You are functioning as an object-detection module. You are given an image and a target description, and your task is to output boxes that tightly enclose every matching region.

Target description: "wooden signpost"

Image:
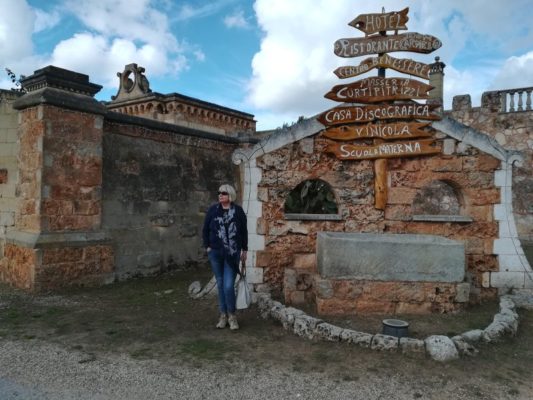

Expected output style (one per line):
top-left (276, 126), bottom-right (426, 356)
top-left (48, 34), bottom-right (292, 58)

top-left (326, 139), bottom-right (440, 160)
top-left (323, 122), bottom-right (431, 141)
top-left (325, 77), bottom-right (433, 103)
top-left (334, 33), bottom-right (442, 58)
top-left (334, 54), bottom-right (430, 80)
top-left (320, 7), bottom-right (442, 209)
top-left (349, 7), bottom-right (409, 35)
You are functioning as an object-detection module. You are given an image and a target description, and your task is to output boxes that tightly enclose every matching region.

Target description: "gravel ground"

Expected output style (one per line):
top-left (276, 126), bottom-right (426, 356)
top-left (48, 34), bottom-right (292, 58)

top-left (0, 338), bottom-right (531, 400)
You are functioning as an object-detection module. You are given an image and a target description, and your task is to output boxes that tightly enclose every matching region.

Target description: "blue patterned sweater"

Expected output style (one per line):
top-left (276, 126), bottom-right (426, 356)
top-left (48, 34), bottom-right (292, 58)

top-left (202, 203), bottom-right (248, 256)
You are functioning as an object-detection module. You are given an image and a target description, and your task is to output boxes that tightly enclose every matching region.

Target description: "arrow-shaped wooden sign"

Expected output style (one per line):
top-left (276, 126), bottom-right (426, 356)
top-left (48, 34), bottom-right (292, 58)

top-left (334, 54), bottom-right (430, 80)
top-left (323, 121), bottom-right (431, 141)
top-left (325, 77), bottom-right (433, 103)
top-left (326, 139), bottom-right (441, 160)
top-left (334, 32), bottom-right (442, 58)
top-left (317, 102), bottom-right (441, 126)
top-left (349, 7), bottom-right (409, 35)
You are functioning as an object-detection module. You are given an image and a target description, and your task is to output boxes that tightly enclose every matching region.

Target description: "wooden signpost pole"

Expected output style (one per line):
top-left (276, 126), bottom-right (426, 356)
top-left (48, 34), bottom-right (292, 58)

top-left (374, 27), bottom-right (388, 210)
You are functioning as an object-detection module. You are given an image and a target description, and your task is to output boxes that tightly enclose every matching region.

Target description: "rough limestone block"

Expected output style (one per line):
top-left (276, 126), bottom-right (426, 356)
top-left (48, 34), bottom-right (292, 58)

top-left (339, 329), bottom-right (373, 348)
top-left (314, 277), bottom-right (333, 299)
top-left (399, 337), bottom-right (426, 354)
top-left (452, 336), bottom-right (479, 357)
top-left (315, 322), bottom-right (343, 342)
top-left (280, 307), bottom-right (305, 330)
top-left (317, 232), bottom-right (465, 282)
top-left (460, 329), bottom-right (485, 343)
top-left (425, 335), bottom-right (459, 362)
top-left (483, 321), bottom-right (508, 342)
top-left (371, 334), bottom-right (399, 351)
top-left (500, 296), bottom-right (516, 311)
top-left (455, 282), bottom-right (470, 303)
top-left (493, 313), bottom-right (518, 335)
top-left (293, 315), bottom-right (322, 340)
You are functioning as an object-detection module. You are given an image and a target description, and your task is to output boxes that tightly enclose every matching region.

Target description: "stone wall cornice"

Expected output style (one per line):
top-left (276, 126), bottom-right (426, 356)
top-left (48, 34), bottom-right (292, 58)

top-left (105, 111), bottom-right (258, 145)
top-left (232, 116), bottom-right (324, 165)
top-left (12, 87), bottom-right (107, 115)
top-left (5, 230), bottom-right (111, 248)
top-left (433, 116), bottom-right (523, 164)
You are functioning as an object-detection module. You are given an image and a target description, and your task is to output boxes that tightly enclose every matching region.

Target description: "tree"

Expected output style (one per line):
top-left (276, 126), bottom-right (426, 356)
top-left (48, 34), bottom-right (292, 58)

top-left (4, 68), bottom-right (26, 93)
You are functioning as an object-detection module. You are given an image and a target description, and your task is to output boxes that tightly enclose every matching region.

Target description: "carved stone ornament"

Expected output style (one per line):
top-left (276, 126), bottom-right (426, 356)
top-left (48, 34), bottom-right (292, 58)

top-left (111, 63), bottom-right (152, 101)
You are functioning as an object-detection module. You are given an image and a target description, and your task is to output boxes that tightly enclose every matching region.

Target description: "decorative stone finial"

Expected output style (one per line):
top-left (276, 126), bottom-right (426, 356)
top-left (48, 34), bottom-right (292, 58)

top-left (111, 63), bottom-right (152, 101)
top-left (430, 56), bottom-right (446, 75)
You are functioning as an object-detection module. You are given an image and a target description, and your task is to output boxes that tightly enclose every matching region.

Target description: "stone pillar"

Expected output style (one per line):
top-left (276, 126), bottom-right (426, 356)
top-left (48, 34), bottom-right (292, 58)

top-left (0, 66), bottom-right (114, 290)
top-left (429, 56), bottom-right (446, 106)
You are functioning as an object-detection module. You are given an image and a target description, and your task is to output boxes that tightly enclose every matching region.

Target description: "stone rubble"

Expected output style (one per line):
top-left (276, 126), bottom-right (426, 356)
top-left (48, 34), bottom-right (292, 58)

top-left (253, 292), bottom-right (520, 362)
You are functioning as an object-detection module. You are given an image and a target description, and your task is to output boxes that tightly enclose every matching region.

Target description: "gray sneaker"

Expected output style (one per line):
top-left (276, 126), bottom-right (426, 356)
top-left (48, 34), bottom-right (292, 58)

top-left (216, 314), bottom-right (227, 329)
top-left (228, 314), bottom-right (239, 330)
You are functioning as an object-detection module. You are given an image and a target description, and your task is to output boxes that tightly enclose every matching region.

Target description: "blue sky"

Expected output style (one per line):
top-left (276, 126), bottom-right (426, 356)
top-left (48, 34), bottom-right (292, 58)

top-left (1, 0), bottom-right (532, 130)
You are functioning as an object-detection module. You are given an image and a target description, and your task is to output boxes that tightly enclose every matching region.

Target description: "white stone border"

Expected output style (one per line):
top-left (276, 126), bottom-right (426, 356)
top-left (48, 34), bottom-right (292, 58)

top-left (256, 293), bottom-right (519, 362)
top-left (487, 157), bottom-right (533, 292)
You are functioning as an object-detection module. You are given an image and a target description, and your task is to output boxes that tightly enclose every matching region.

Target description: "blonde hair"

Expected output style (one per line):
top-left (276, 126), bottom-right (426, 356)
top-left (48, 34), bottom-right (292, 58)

top-left (218, 184), bottom-right (237, 202)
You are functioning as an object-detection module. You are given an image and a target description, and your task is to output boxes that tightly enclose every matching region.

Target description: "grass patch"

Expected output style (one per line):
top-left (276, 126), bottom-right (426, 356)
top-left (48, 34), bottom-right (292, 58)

top-left (179, 338), bottom-right (236, 361)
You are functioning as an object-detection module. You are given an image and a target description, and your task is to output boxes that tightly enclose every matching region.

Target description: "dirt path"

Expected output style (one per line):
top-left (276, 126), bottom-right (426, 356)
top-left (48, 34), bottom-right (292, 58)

top-left (0, 270), bottom-right (532, 399)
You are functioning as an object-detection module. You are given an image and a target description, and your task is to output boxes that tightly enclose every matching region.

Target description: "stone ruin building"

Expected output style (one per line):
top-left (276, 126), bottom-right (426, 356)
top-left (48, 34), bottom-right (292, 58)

top-left (0, 62), bottom-right (531, 315)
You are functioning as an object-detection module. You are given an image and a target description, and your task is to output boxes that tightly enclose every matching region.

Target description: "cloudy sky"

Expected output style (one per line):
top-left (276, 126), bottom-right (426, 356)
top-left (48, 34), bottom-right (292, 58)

top-left (1, 0), bottom-right (532, 130)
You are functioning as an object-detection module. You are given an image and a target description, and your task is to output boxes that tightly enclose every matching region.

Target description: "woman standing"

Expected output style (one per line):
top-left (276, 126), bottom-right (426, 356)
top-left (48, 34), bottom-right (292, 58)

top-left (202, 184), bottom-right (248, 330)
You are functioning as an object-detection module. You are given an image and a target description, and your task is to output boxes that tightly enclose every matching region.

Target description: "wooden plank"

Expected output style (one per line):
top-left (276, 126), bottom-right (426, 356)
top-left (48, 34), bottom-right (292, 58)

top-left (325, 77), bottom-right (433, 103)
top-left (326, 139), bottom-right (441, 160)
top-left (334, 54), bottom-right (430, 80)
top-left (334, 32), bottom-right (442, 58)
top-left (349, 8), bottom-right (409, 35)
top-left (317, 102), bottom-right (441, 126)
top-left (322, 122), bottom-right (431, 141)
top-left (374, 158), bottom-right (388, 210)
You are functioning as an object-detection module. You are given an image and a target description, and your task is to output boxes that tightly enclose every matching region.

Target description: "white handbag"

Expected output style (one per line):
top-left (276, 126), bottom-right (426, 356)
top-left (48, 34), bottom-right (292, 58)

top-left (236, 262), bottom-right (251, 309)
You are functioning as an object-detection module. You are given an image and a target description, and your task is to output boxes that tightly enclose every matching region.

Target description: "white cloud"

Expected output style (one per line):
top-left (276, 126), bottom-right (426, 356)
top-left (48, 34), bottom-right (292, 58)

top-left (491, 52), bottom-right (533, 91)
top-left (34, 8), bottom-right (61, 32)
top-left (0, 0), bottom-right (35, 61)
top-left (224, 10), bottom-right (250, 29)
top-left (247, 0), bottom-right (533, 129)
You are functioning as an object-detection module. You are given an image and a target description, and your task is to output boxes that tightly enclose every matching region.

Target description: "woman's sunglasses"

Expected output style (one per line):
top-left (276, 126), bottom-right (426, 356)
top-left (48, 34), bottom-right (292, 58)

top-left (218, 191), bottom-right (229, 196)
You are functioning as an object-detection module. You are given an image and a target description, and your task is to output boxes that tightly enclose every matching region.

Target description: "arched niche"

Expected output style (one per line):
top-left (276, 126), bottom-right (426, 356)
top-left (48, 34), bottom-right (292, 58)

top-left (412, 180), bottom-right (472, 222)
top-left (284, 179), bottom-right (341, 220)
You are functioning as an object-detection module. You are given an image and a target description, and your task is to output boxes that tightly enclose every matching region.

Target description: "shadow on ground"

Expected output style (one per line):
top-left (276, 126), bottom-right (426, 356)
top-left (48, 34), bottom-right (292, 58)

top-left (0, 268), bottom-right (532, 398)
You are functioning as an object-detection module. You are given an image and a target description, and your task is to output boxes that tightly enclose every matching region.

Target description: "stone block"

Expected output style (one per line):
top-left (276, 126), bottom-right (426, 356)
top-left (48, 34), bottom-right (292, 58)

top-left (454, 282), bottom-right (470, 303)
top-left (314, 277), bottom-right (333, 299)
top-left (483, 321), bottom-right (508, 342)
top-left (371, 334), bottom-right (399, 351)
top-left (394, 302), bottom-right (432, 314)
top-left (425, 335), bottom-right (459, 362)
top-left (293, 253), bottom-right (316, 270)
top-left (490, 272), bottom-right (525, 289)
top-left (246, 267), bottom-right (263, 284)
top-left (460, 329), bottom-right (485, 343)
top-left (399, 337), bottom-right (425, 354)
top-left (317, 232), bottom-right (465, 282)
top-left (293, 315), bottom-right (322, 339)
top-left (248, 233), bottom-right (265, 251)
top-left (0, 168), bottom-right (7, 184)
top-left (451, 336), bottom-right (478, 357)
top-left (315, 322), bottom-right (344, 341)
top-left (316, 298), bottom-right (358, 315)
top-left (255, 250), bottom-right (272, 267)
top-left (339, 329), bottom-right (373, 348)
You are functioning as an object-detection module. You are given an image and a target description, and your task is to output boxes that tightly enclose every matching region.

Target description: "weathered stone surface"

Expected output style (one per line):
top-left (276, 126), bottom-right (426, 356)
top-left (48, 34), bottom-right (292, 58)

top-left (315, 322), bottom-right (344, 341)
top-left (455, 282), bottom-right (471, 303)
top-left (317, 232), bottom-right (465, 282)
top-left (314, 277), bottom-right (333, 299)
top-left (293, 315), bottom-right (323, 339)
top-left (399, 337), bottom-right (426, 354)
top-left (452, 336), bottom-right (479, 357)
top-left (370, 334), bottom-right (399, 351)
top-left (425, 335), bottom-right (459, 362)
top-left (460, 329), bottom-right (485, 343)
top-left (482, 322), bottom-right (508, 342)
top-left (339, 329), bottom-right (373, 348)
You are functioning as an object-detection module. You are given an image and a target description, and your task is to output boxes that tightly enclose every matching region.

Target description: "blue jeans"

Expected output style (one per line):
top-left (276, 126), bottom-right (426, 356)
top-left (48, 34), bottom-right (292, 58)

top-left (208, 249), bottom-right (238, 314)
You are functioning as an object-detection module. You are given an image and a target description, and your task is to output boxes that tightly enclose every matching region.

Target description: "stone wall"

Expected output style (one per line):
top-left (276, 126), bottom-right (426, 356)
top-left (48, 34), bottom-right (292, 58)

top-left (447, 92), bottom-right (533, 241)
top-left (102, 114), bottom-right (241, 279)
top-left (254, 133), bottom-right (501, 314)
top-left (0, 90), bottom-right (22, 256)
